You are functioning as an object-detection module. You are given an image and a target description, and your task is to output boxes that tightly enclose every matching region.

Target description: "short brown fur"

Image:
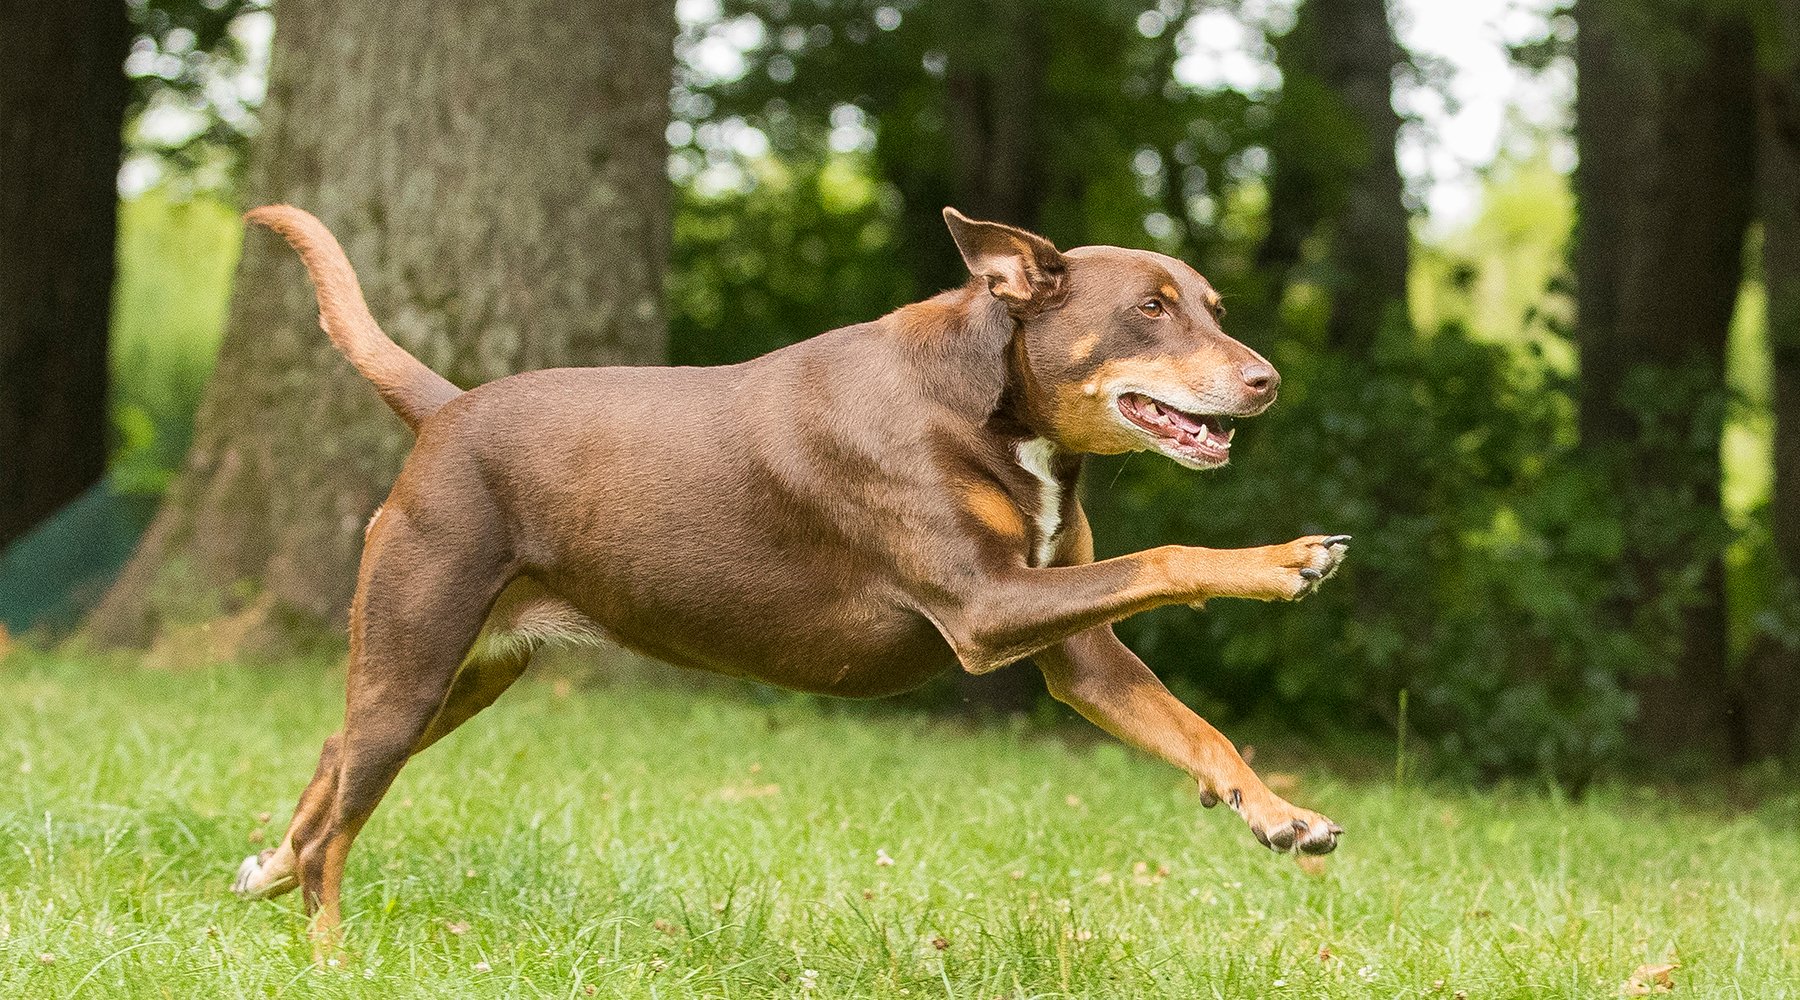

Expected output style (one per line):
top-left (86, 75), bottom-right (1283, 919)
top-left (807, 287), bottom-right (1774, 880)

top-left (230, 205), bottom-right (1349, 953)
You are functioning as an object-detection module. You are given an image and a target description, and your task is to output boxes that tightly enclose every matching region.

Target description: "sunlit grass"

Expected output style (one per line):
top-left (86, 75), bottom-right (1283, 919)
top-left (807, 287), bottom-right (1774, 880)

top-left (3, 652), bottom-right (1797, 998)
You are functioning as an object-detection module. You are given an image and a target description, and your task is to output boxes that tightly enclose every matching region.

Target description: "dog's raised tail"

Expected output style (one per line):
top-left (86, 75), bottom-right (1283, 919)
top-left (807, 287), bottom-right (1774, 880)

top-left (246, 205), bottom-right (461, 432)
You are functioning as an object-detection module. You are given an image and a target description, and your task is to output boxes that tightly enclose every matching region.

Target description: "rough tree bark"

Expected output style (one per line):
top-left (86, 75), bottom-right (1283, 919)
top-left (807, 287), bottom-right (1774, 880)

top-left (1255, 0), bottom-right (1411, 351)
top-left (1574, 0), bottom-right (1757, 764)
top-left (0, 0), bottom-right (130, 549)
top-left (89, 0), bottom-right (675, 651)
top-left (1745, 0), bottom-right (1800, 759)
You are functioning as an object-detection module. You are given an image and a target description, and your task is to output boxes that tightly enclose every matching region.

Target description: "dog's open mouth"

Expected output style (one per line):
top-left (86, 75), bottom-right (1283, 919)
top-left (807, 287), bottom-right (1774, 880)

top-left (1116, 392), bottom-right (1236, 466)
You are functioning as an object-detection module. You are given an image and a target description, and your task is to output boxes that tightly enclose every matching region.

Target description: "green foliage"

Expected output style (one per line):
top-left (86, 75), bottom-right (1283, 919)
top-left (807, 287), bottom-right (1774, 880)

top-left (671, 153), bottom-right (909, 366)
top-left (1091, 322), bottom-right (1655, 787)
top-left (108, 189), bottom-right (242, 497)
top-left (687, 0), bottom-right (1268, 268)
top-left (7, 654), bottom-right (1800, 997)
top-left (1411, 151), bottom-right (1577, 372)
top-left (124, 0), bottom-right (266, 193)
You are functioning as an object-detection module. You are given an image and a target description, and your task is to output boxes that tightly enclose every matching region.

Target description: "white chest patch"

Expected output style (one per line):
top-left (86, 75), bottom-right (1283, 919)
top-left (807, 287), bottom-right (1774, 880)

top-left (1016, 437), bottom-right (1064, 567)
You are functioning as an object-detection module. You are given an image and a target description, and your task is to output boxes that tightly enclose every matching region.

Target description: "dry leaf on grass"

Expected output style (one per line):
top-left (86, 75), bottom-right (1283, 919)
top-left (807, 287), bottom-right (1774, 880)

top-left (716, 782), bottom-right (780, 802)
top-left (1620, 961), bottom-right (1678, 996)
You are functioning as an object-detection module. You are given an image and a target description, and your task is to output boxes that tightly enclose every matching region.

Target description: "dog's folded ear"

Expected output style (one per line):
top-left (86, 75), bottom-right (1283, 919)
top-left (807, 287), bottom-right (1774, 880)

top-left (943, 207), bottom-right (1068, 313)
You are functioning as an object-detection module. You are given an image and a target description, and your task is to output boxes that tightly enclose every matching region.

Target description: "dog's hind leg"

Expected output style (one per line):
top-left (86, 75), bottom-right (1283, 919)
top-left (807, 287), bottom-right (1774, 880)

top-left (279, 504), bottom-right (512, 954)
top-left (230, 583), bottom-right (572, 904)
top-left (232, 730), bottom-right (343, 900)
top-left (410, 646), bottom-right (532, 754)
top-left (406, 581), bottom-right (592, 754)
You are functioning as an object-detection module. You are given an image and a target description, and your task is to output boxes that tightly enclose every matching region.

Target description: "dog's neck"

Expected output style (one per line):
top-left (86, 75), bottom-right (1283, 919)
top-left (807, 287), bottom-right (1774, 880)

top-left (885, 284), bottom-right (1085, 479)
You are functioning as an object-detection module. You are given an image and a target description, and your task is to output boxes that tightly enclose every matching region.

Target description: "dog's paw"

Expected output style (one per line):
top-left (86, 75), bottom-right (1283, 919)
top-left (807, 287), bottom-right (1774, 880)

top-left (1230, 791), bottom-right (1342, 856)
top-left (232, 847), bottom-right (298, 900)
top-left (1276, 534), bottom-right (1350, 600)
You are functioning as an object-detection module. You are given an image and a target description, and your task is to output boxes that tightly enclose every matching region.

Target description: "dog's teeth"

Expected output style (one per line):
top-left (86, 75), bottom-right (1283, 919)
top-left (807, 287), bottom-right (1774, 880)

top-left (1226, 427), bottom-right (1236, 442)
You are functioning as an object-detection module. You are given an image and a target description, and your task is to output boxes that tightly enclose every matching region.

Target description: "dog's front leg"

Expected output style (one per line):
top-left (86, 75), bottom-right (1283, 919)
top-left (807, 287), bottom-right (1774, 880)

top-left (935, 535), bottom-right (1348, 673)
top-left (1036, 626), bottom-right (1342, 855)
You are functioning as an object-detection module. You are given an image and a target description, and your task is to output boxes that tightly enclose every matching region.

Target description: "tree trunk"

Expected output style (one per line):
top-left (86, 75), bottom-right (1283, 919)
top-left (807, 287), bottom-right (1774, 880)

top-left (0, 0), bottom-right (130, 549)
top-left (1744, 0), bottom-right (1800, 760)
top-left (1571, 0), bottom-right (1638, 449)
top-left (1255, 0), bottom-right (1410, 350)
top-left (888, 0), bottom-right (1050, 303)
top-left (1575, 0), bottom-right (1757, 764)
top-left (89, 0), bottom-right (675, 651)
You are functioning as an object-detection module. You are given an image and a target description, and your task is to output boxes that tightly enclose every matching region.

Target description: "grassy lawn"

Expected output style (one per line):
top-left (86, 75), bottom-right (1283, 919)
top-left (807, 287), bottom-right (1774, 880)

top-left (2, 653), bottom-right (1798, 998)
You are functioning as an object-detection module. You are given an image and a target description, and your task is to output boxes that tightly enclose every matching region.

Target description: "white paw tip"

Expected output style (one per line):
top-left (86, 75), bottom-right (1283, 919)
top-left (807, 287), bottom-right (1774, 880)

top-left (231, 853), bottom-right (263, 896)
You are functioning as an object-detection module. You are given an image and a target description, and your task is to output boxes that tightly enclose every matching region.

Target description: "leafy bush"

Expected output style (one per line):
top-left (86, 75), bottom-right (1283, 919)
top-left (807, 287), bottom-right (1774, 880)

top-left (1089, 321), bottom-right (1665, 786)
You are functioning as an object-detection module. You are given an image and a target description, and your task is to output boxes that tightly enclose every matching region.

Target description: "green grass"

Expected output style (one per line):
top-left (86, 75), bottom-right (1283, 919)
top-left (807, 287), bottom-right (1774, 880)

top-left (3, 653), bottom-right (1798, 998)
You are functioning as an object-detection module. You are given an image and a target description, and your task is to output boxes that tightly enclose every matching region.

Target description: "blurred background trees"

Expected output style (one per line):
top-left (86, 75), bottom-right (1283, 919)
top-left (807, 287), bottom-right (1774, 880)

top-left (3, 0), bottom-right (1796, 784)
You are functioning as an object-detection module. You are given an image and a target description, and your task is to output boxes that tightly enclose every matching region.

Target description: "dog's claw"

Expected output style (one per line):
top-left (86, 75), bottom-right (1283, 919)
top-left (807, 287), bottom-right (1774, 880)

top-left (1299, 821), bottom-right (1341, 855)
top-left (1266, 819), bottom-right (1304, 851)
top-left (1323, 534), bottom-right (1351, 547)
top-left (1253, 817), bottom-right (1342, 855)
top-left (232, 851), bottom-right (269, 897)
top-left (232, 848), bottom-right (298, 901)
top-left (1299, 567), bottom-right (1322, 581)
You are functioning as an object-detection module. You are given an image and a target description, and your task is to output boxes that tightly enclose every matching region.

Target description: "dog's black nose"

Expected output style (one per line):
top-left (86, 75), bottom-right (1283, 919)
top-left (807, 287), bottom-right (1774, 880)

top-left (1240, 362), bottom-right (1280, 394)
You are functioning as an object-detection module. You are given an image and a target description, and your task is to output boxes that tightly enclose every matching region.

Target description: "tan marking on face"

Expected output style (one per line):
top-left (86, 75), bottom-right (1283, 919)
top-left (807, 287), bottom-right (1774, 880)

top-left (1068, 332), bottom-right (1101, 362)
top-left (1203, 291), bottom-right (1223, 314)
top-left (1045, 376), bottom-right (1149, 455)
top-left (963, 483), bottom-right (1025, 538)
top-left (1094, 354), bottom-right (1223, 389)
top-left (1159, 283), bottom-right (1181, 301)
top-left (1044, 348), bottom-right (1243, 455)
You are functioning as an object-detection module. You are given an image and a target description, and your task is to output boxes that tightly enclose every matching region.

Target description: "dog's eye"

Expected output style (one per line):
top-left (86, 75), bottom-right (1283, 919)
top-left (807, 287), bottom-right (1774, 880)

top-left (1137, 298), bottom-right (1165, 318)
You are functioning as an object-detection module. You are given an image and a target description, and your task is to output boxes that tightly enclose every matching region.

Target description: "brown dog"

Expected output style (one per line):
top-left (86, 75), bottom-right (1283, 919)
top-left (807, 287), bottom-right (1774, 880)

top-left (230, 205), bottom-right (1348, 946)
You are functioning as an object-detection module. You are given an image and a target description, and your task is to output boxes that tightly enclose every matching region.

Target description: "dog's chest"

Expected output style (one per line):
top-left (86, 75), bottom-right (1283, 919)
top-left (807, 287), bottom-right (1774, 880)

top-left (1015, 437), bottom-right (1073, 567)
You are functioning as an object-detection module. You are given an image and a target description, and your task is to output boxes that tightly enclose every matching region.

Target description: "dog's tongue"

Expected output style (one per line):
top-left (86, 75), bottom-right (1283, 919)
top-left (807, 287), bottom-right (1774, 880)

top-left (1133, 396), bottom-right (1230, 452)
top-left (1144, 398), bottom-right (1207, 435)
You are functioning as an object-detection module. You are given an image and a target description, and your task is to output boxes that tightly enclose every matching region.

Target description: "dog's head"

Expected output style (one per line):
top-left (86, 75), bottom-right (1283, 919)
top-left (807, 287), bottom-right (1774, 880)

top-left (945, 207), bottom-right (1277, 470)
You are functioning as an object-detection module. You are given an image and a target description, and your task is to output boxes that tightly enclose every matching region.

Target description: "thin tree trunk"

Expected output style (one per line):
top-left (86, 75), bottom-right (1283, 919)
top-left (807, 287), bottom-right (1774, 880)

top-left (1255, 0), bottom-right (1410, 350)
top-left (1315, 0), bottom-right (1409, 351)
top-left (1572, 0), bottom-right (1637, 448)
top-left (1575, 0), bottom-right (1757, 764)
top-left (89, 0), bottom-right (675, 651)
top-left (1745, 0), bottom-right (1800, 760)
top-left (889, 0), bottom-right (1050, 304)
top-left (0, 0), bottom-right (130, 548)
